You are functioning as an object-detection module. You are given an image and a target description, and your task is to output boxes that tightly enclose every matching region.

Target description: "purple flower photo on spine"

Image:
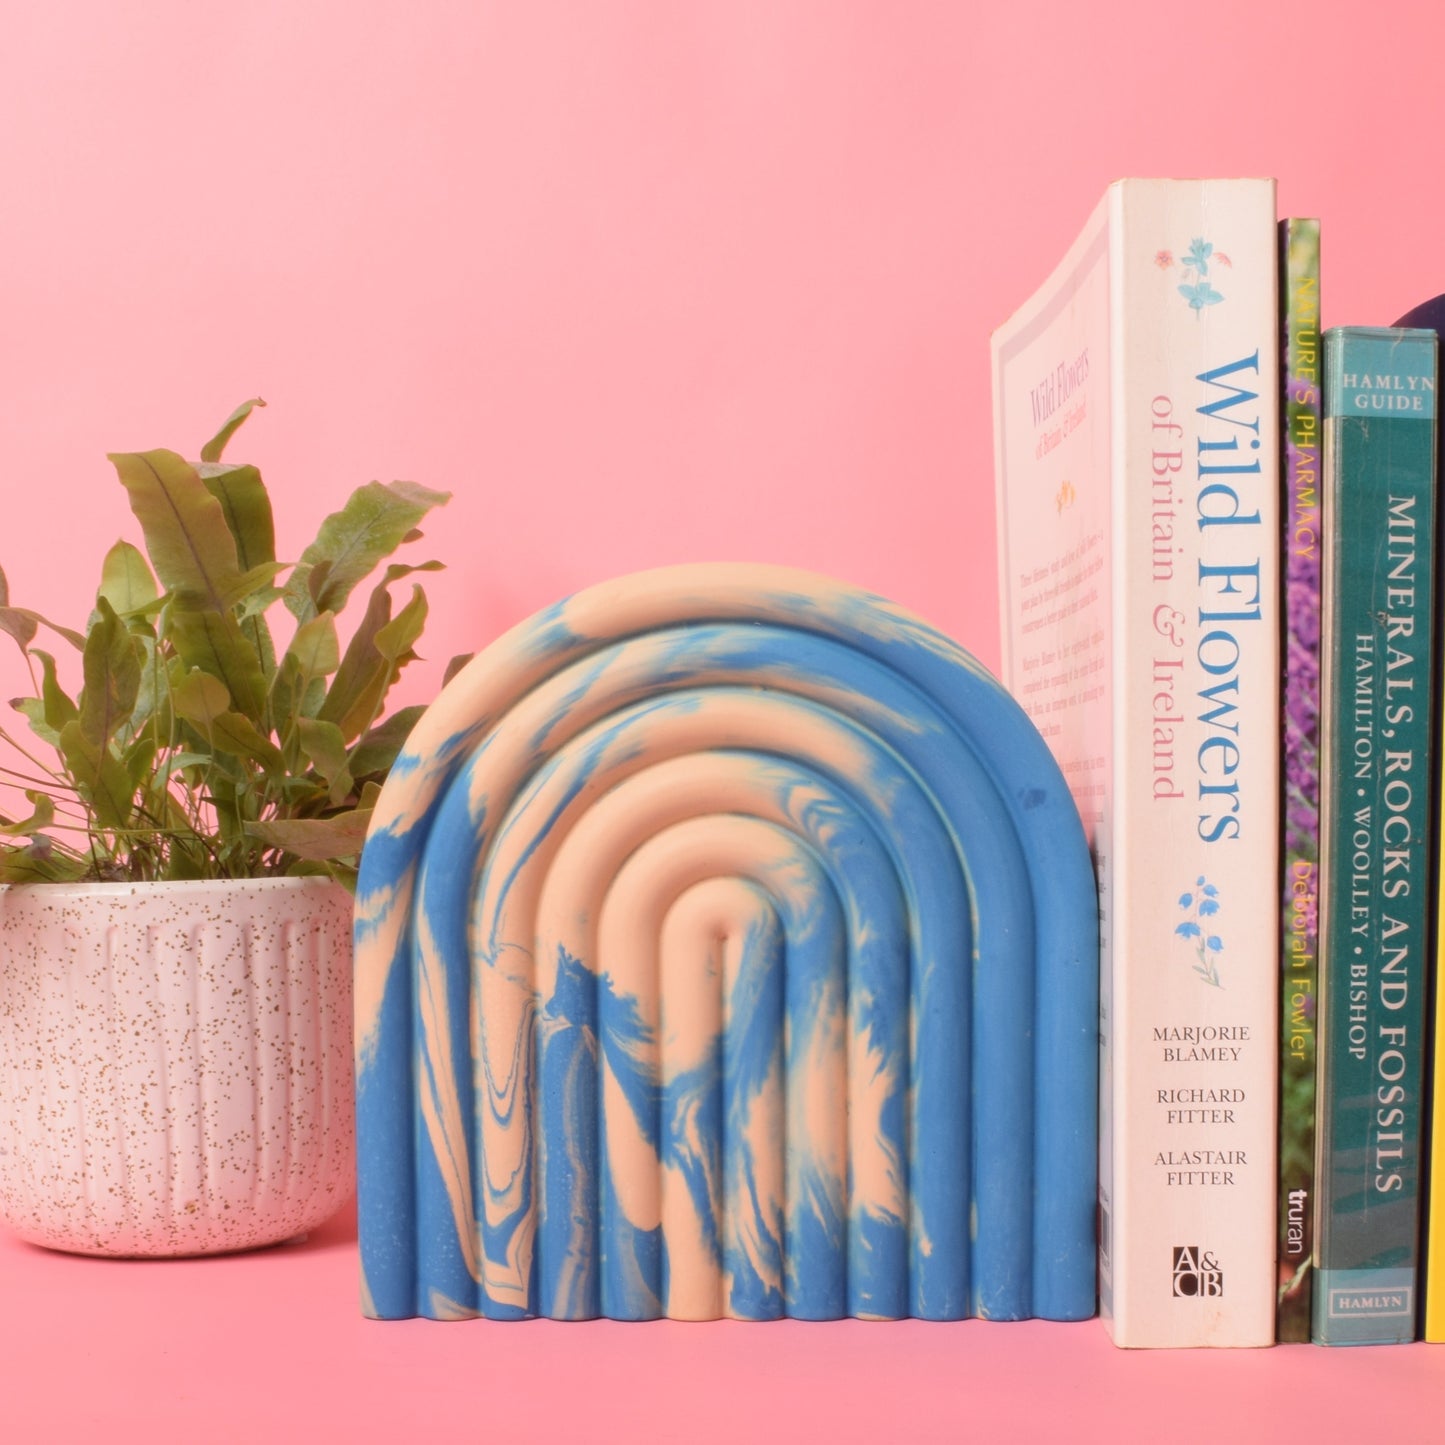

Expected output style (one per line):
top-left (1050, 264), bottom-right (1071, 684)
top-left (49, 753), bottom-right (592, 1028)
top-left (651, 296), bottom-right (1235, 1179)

top-left (1274, 214), bottom-right (1321, 1345)
top-left (1280, 225), bottom-right (1321, 954)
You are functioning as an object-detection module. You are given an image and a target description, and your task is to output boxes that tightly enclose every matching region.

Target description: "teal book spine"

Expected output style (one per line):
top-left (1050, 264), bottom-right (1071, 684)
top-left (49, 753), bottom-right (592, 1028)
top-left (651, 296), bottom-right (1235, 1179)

top-left (1276, 219), bottom-right (1322, 1342)
top-left (1313, 327), bottom-right (1438, 1345)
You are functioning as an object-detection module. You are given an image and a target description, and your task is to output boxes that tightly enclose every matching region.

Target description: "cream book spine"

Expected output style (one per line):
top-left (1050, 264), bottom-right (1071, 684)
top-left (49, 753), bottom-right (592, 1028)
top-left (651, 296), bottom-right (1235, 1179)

top-left (992, 177), bottom-right (1280, 1347)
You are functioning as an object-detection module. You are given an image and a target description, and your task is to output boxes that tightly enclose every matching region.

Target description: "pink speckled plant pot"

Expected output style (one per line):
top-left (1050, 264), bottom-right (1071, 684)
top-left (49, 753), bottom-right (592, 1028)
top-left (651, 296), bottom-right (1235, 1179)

top-left (0, 877), bottom-right (355, 1257)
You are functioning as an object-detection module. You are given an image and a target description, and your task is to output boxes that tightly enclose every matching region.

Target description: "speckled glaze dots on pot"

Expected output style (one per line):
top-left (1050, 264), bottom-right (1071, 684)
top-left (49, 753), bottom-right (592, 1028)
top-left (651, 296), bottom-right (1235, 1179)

top-left (0, 876), bottom-right (354, 1257)
top-left (353, 563), bottom-right (1099, 1323)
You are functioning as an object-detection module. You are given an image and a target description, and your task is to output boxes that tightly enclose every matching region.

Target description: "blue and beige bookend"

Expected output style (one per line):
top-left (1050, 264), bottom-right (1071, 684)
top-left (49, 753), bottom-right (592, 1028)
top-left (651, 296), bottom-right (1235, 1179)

top-left (354, 563), bottom-right (1098, 1322)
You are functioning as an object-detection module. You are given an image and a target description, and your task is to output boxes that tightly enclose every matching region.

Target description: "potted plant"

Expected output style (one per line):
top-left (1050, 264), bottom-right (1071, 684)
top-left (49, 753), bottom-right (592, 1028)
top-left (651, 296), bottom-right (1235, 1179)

top-left (0, 399), bottom-right (454, 1257)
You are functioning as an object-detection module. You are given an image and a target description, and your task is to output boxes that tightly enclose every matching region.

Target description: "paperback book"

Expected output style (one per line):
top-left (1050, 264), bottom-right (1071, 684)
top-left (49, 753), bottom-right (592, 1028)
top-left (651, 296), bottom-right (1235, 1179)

top-left (1394, 293), bottom-right (1445, 1346)
top-left (1312, 325), bottom-right (1437, 1347)
top-left (1276, 217), bottom-right (1322, 1342)
top-left (992, 177), bottom-right (1281, 1348)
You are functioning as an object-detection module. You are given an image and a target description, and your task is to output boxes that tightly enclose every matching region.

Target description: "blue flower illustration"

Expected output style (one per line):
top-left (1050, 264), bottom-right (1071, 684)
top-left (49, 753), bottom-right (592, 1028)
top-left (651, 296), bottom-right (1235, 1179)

top-left (1169, 238), bottom-right (1226, 311)
top-left (1183, 238), bottom-right (1214, 274)
top-left (1179, 280), bottom-right (1224, 311)
top-left (1175, 878), bottom-right (1223, 987)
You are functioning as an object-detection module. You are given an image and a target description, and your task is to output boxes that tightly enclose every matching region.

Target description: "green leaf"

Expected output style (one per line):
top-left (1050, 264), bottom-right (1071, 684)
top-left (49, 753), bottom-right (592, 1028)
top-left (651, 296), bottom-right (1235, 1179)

top-left (381, 559), bottom-right (444, 585)
top-left (316, 582), bottom-right (393, 741)
top-left (128, 633), bottom-right (180, 737)
top-left (195, 458), bottom-right (280, 687)
top-left (269, 610), bottom-right (339, 739)
top-left (319, 583), bottom-right (429, 746)
top-left (285, 480), bottom-right (450, 624)
top-left (297, 717), bottom-right (354, 803)
top-left (349, 705), bottom-right (426, 778)
top-left (197, 462), bottom-right (276, 570)
top-left (284, 858), bottom-right (334, 878)
top-left (305, 559), bottom-right (333, 613)
top-left (163, 845), bottom-right (207, 881)
top-left (202, 770), bottom-right (250, 846)
top-left (373, 584), bottom-right (428, 662)
top-left (98, 541), bottom-right (159, 617)
top-left (268, 659), bottom-right (302, 759)
top-left (158, 797), bottom-right (210, 880)
top-left (199, 397), bottom-right (266, 464)
top-left (167, 605), bottom-right (267, 724)
top-left (285, 856), bottom-right (359, 892)
top-left (443, 653), bottom-right (474, 687)
top-left (171, 669), bottom-right (231, 729)
top-left (247, 807), bottom-right (373, 862)
top-left (110, 448), bottom-right (243, 613)
top-left (58, 719), bottom-right (135, 831)
top-left (0, 605), bottom-right (85, 655)
top-left (0, 836), bottom-right (89, 883)
top-left (78, 598), bottom-right (143, 753)
top-left (123, 734), bottom-right (158, 793)
top-left (41, 651), bottom-right (79, 725)
top-left (10, 648), bottom-right (78, 747)
top-left (231, 581), bottom-right (280, 696)
top-left (272, 773), bottom-right (331, 807)
top-left (161, 750), bottom-right (215, 775)
top-left (11, 698), bottom-right (58, 747)
top-left (219, 560), bottom-right (287, 613)
top-left (282, 610), bottom-right (341, 681)
top-left (204, 711), bottom-right (286, 774)
top-left (0, 606), bottom-right (36, 653)
top-left (0, 791), bottom-right (56, 835)
top-left (237, 586), bottom-right (287, 622)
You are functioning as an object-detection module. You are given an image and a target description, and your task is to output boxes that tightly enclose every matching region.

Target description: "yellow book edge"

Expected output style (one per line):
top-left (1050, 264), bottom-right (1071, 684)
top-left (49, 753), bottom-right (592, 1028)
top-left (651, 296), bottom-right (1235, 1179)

top-left (1427, 863), bottom-right (1445, 1340)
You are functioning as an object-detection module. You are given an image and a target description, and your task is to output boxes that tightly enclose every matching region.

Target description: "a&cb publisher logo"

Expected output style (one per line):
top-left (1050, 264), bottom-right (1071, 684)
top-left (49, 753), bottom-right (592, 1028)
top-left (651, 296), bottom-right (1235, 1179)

top-left (1172, 1246), bottom-right (1223, 1298)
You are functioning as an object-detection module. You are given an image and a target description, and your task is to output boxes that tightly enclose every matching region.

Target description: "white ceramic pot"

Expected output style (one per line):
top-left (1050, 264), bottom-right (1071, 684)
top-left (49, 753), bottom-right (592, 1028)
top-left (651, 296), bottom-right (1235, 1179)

top-left (0, 877), bottom-right (354, 1257)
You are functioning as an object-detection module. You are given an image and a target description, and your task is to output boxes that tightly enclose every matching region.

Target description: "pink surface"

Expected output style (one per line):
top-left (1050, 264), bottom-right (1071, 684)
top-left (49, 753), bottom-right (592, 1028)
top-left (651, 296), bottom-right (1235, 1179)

top-left (5, 0), bottom-right (1445, 1431)
top-left (1, 1208), bottom-right (1442, 1439)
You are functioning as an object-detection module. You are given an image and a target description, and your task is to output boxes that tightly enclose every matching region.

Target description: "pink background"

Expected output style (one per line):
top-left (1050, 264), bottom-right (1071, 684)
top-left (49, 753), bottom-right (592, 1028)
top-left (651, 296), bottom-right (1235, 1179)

top-left (4, 1), bottom-right (1445, 1436)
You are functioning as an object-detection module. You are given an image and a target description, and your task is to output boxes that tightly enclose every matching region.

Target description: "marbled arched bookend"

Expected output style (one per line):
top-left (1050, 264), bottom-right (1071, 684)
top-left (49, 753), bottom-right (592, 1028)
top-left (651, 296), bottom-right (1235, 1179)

top-left (354, 564), bottom-right (1098, 1323)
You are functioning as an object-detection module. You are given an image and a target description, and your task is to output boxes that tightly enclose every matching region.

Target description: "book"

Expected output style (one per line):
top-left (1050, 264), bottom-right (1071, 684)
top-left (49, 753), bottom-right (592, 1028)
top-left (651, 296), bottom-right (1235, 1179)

top-left (1395, 294), bottom-right (1445, 1345)
top-left (1276, 218), bottom-right (1322, 1342)
top-left (1312, 326), bottom-right (1438, 1346)
top-left (992, 177), bottom-right (1281, 1348)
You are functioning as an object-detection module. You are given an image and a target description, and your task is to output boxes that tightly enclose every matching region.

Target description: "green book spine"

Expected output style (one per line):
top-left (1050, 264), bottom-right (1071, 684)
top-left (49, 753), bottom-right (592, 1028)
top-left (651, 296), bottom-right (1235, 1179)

top-left (1276, 218), bottom-right (1322, 1342)
top-left (1313, 326), bottom-right (1438, 1345)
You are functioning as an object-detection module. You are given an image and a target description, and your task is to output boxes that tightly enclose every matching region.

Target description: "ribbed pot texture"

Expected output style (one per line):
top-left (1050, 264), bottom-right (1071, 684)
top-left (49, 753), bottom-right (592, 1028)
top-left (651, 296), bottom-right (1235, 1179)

top-left (0, 878), bottom-right (354, 1257)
